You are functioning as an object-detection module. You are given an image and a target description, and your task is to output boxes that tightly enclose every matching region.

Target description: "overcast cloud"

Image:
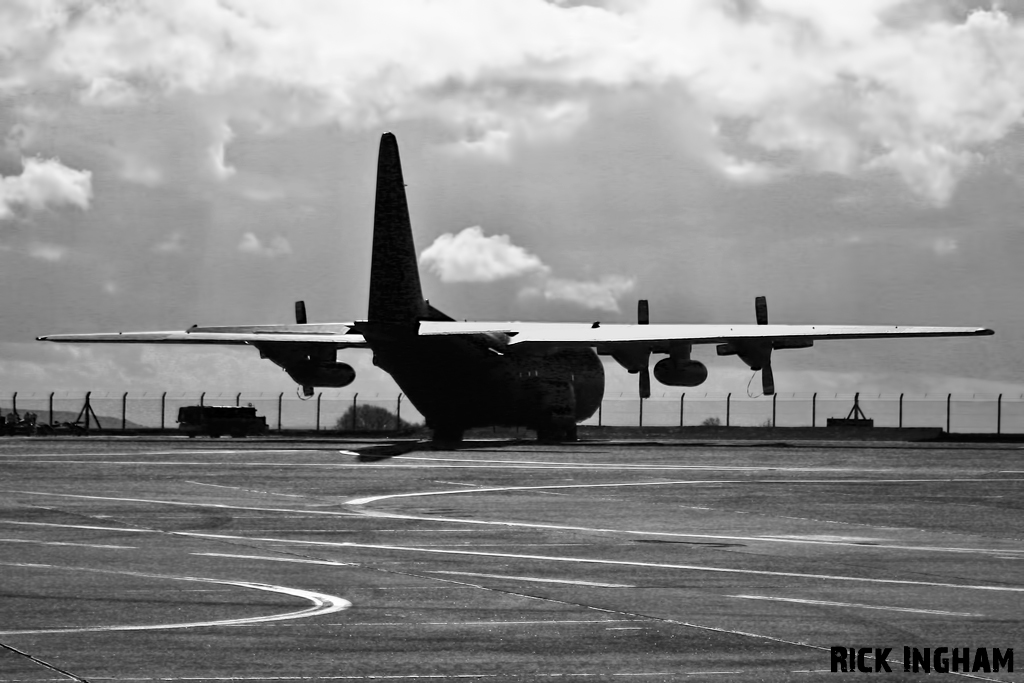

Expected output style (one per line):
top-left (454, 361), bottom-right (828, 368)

top-left (0, 0), bottom-right (1021, 399)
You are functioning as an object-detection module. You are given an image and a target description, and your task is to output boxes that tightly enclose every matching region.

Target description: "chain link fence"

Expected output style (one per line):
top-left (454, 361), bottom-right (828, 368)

top-left (3, 390), bottom-right (1023, 434)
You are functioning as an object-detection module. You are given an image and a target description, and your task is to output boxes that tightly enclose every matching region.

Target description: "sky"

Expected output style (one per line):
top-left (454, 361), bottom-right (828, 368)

top-left (1, 0), bottom-right (1023, 403)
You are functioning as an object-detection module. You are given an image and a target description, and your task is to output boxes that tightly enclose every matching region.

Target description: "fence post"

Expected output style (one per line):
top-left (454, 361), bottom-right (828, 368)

top-left (236, 392), bottom-right (241, 407)
top-left (11, 391), bottom-right (16, 417)
top-left (122, 392), bottom-right (128, 430)
top-left (200, 392), bottom-right (205, 407)
top-left (316, 393), bottom-right (322, 431)
top-left (812, 393), bottom-right (817, 428)
top-left (899, 393), bottom-right (904, 429)
top-left (995, 393), bottom-right (1003, 436)
top-left (726, 393), bottom-right (731, 427)
top-left (946, 393), bottom-right (952, 433)
top-left (48, 392), bottom-right (54, 427)
top-left (278, 392), bottom-right (284, 431)
top-left (396, 394), bottom-right (403, 431)
top-left (772, 393), bottom-right (777, 427)
top-left (351, 393), bottom-right (358, 431)
top-left (680, 393), bottom-right (685, 427)
top-left (161, 392), bottom-right (166, 430)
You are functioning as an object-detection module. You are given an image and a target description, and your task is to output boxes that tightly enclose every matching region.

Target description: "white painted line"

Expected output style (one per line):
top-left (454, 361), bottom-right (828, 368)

top-left (0, 563), bottom-right (350, 634)
top-left (425, 570), bottom-right (634, 588)
top-left (347, 477), bottom-right (1023, 505)
top-left (185, 481), bottom-right (308, 498)
top-left (353, 507), bottom-right (1024, 558)
top-left (268, 619), bottom-right (645, 627)
top-left (729, 595), bottom-right (985, 617)
top-left (400, 456), bottom-right (897, 473)
top-left (0, 538), bottom-right (134, 549)
top-left (0, 675), bottom-right (720, 680)
top-left (6, 490), bottom-right (364, 517)
top-left (0, 521), bottom-right (153, 533)
top-left (177, 532), bottom-right (1024, 593)
top-left (195, 552), bottom-right (358, 567)
top-left (347, 481), bottom-right (1024, 557)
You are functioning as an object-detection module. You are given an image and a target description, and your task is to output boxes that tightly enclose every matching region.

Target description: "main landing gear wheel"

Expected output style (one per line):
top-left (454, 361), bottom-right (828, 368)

top-left (431, 426), bottom-right (464, 448)
top-left (536, 423), bottom-right (578, 443)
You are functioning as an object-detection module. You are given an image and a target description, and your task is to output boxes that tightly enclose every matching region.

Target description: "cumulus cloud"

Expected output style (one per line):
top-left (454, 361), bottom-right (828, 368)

top-left (0, 157), bottom-right (92, 220)
top-left (27, 242), bottom-right (67, 262)
top-left (208, 122), bottom-right (236, 180)
top-left (420, 226), bottom-right (634, 311)
top-left (419, 226), bottom-right (548, 282)
top-left (238, 232), bottom-right (291, 258)
top-left (2, 1), bottom-right (1023, 203)
top-left (152, 231), bottom-right (185, 254)
top-left (931, 237), bottom-right (959, 255)
top-left (520, 274), bottom-right (637, 313)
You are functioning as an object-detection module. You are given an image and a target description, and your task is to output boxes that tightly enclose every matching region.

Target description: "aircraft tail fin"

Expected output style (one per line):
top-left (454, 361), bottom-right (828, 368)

top-left (368, 133), bottom-right (428, 323)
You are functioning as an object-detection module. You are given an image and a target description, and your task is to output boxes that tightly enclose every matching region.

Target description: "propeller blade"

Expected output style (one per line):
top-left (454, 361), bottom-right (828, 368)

top-left (295, 300), bottom-right (308, 325)
top-left (761, 364), bottom-right (775, 396)
top-left (755, 296), bottom-right (768, 326)
top-left (640, 367), bottom-right (651, 400)
top-left (638, 299), bottom-right (649, 325)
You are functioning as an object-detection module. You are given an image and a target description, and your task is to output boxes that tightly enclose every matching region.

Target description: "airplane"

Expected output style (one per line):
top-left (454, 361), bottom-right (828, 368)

top-left (38, 133), bottom-right (994, 443)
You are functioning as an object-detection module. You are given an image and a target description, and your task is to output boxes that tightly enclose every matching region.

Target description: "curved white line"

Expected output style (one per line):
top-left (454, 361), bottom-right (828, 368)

top-left (176, 535), bottom-right (1024, 593)
top-left (346, 478), bottom-right (1021, 506)
top-left (343, 480), bottom-right (1024, 558)
top-left (0, 563), bottom-right (350, 635)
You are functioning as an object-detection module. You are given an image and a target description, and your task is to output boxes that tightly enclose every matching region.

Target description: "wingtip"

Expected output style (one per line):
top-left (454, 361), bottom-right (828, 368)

top-left (980, 328), bottom-right (995, 336)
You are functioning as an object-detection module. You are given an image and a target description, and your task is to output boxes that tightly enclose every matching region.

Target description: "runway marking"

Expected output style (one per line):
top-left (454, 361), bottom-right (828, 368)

top-left (0, 674), bottom-right (745, 680)
top-left (196, 552), bottom-right (359, 567)
top-left (425, 570), bottom-right (634, 588)
top-left (185, 481), bottom-right (308, 498)
top-left (0, 521), bottom-right (159, 533)
top-left (5, 490), bottom-right (365, 517)
top-left (270, 618), bottom-right (647, 630)
top-left (347, 482), bottom-right (1024, 557)
top-left (729, 595), bottom-right (985, 617)
top-left (0, 538), bottom-right (134, 549)
top-left (347, 477), bottom-right (1022, 505)
top-left (400, 456), bottom-right (891, 473)
top-left (0, 563), bottom-right (350, 635)
top-left (179, 533), bottom-right (1024, 593)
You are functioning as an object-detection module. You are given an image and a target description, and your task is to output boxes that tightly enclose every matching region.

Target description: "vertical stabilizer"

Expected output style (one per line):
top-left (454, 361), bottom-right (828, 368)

top-left (368, 133), bottom-right (428, 323)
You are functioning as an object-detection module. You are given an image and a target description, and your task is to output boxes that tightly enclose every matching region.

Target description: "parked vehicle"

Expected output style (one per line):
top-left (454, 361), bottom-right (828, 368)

top-left (177, 405), bottom-right (268, 438)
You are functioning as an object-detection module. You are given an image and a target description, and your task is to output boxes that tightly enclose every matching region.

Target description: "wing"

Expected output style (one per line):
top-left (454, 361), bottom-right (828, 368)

top-left (416, 321), bottom-right (993, 350)
top-left (37, 323), bottom-right (369, 348)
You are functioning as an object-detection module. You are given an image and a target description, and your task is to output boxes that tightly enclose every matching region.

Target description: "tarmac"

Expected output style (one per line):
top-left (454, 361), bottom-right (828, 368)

top-left (0, 436), bottom-right (1021, 682)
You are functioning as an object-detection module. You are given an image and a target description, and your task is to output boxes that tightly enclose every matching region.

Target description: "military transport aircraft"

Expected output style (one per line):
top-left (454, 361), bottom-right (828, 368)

top-left (38, 133), bottom-right (993, 442)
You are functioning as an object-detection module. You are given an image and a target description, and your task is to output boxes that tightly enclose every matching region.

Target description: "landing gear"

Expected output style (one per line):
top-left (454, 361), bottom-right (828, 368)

top-left (536, 422), bottom-right (578, 443)
top-left (431, 425), bottom-right (464, 448)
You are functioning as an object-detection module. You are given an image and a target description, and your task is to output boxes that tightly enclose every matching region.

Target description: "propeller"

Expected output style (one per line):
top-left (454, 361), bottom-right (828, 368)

top-left (295, 300), bottom-right (314, 398)
top-left (754, 296), bottom-right (774, 396)
top-left (638, 299), bottom-right (651, 399)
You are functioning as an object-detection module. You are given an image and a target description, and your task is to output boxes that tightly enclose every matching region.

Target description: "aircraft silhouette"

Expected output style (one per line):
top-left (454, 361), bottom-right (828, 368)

top-left (39, 133), bottom-right (993, 442)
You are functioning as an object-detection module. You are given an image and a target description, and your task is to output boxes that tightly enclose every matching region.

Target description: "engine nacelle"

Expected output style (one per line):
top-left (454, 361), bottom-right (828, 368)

top-left (653, 358), bottom-right (708, 387)
top-left (284, 361), bottom-right (356, 388)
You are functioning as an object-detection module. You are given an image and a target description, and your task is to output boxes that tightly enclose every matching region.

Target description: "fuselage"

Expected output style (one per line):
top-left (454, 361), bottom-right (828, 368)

top-left (362, 326), bottom-right (603, 432)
